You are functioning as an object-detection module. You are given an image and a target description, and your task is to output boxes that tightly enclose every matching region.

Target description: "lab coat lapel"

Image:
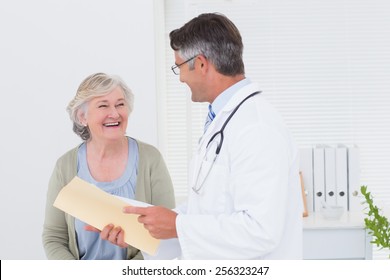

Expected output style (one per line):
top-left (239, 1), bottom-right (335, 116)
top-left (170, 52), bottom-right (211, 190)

top-left (199, 82), bottom-right (261, 149)
top-left (221, 82), bottom-right (260, 113)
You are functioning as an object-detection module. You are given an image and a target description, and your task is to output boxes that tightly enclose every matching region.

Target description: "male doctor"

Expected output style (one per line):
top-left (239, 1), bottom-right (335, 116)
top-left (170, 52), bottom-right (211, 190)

top-left (97, 13), bottom-right (303, 259)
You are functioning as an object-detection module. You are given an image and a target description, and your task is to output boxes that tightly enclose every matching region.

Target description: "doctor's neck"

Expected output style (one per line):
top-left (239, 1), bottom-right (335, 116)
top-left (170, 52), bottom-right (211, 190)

top-left (208, 74), bottom-right (246, 103)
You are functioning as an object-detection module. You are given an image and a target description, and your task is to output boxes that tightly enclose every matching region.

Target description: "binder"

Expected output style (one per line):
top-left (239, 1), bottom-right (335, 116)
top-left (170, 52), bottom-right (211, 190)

top-left (313, 146), bottom-right (325, 212)
top-left (324, 146), bottom-right (337, 206)
top-left (335, 145), bottom-right (348, 210)
top-left (299, 148), bottom-right (314, 213)
top-left (347, 146), bottom-right (362, 211)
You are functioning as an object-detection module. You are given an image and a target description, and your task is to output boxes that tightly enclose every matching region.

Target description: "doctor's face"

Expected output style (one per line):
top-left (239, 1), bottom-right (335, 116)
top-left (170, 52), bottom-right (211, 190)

top-left (174, 52), bottom-right (209, 103)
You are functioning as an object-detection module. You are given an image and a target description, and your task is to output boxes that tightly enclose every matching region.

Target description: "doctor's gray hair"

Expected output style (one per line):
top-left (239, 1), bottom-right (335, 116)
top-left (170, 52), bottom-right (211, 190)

top-left (66, 72), bottom-right (134, 141)
top-left (169, 13), bottom-right (245, 76)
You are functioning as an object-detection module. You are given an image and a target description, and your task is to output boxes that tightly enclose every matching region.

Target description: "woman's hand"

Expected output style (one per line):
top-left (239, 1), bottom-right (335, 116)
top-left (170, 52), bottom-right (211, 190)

top-left (84, 224), bottom-right (128, 248)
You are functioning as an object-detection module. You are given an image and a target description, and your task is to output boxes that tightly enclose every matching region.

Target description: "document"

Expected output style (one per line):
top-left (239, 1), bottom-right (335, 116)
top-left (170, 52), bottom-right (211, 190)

top-left (53, 176), bottom-right (160, 255)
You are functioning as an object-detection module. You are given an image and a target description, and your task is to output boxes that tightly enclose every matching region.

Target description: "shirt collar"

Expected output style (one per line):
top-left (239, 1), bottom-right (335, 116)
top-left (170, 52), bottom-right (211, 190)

top-left (210, 78), bottom-right (251, 116)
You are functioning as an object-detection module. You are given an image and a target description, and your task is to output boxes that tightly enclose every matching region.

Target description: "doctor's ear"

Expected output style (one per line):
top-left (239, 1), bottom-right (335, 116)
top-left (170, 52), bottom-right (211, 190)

top-left (197, 55), bottom-right (208, 70)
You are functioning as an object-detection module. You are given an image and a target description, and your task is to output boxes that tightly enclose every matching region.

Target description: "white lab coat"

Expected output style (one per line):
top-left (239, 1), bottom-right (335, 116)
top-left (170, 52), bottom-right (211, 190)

top-left (144, 82), bottom-right (303, 260)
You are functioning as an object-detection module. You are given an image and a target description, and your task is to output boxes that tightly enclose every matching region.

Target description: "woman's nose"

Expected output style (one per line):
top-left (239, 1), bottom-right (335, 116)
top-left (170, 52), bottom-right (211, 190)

top-left (108, 107), bottom-right (120, 118)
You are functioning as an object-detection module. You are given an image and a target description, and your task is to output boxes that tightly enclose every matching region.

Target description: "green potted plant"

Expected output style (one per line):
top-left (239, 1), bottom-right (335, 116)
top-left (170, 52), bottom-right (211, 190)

top-left (360, 185), bottom-right (390, 258)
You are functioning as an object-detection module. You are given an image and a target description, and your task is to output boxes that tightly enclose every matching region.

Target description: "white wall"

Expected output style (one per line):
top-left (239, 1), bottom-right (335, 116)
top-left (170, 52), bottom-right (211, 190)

top-left (0, 0), bottom-right (158, 259)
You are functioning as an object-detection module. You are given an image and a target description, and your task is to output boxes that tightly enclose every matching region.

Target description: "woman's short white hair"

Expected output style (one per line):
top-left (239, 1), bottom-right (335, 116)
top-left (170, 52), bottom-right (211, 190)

top-left (66, 72), bottom-right (134, 140)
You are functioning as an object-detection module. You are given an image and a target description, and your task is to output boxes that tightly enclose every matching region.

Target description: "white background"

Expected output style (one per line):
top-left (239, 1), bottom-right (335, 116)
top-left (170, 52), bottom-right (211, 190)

top-left (1, 0), bottom-right (389, 261)
top-left (0, 0), bottom-right (159, 259)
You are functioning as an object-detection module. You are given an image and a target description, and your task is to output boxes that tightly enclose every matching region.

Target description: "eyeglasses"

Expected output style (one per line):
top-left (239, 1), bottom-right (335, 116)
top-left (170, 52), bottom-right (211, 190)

top-left (171, 55), bottom-right (198, 75)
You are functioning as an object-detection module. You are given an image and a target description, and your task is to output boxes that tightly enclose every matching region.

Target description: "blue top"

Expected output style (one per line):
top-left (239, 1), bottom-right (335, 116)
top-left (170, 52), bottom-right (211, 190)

top-left (75, 137), bottom-right (138, 260)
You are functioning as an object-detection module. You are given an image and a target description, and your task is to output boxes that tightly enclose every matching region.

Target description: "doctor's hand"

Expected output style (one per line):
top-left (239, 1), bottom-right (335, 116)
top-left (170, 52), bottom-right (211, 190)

top-left (123, 206), bottom-right (178, 239)
top-left (84, 224), bottom-right (128, 248)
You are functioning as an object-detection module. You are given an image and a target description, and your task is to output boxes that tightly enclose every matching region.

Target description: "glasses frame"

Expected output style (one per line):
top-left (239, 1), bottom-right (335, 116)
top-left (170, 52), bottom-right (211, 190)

top-left (171, 55), bottom-right (198, 75)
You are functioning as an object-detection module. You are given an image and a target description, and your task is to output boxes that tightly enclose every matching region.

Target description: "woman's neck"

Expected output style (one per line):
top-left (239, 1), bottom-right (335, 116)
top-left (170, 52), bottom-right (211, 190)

top-left (86, 136), bottom-right (128, 160)
top-left (85, 136), bottom-right (129, 182)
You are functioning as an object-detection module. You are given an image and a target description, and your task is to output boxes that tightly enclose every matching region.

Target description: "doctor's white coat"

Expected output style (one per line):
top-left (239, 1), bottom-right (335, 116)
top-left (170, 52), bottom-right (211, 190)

top-left (150, 82), bottom-right (303, 260)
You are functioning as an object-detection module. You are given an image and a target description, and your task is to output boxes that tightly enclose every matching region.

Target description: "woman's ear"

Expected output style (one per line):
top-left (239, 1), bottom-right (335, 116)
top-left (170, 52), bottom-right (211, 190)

top-left (77, 111), bottom-right (87, 126)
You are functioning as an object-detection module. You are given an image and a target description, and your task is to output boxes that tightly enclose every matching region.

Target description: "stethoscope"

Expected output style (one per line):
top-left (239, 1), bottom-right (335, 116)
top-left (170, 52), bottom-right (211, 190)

top-left (192, 91), bottom-right (261, 194)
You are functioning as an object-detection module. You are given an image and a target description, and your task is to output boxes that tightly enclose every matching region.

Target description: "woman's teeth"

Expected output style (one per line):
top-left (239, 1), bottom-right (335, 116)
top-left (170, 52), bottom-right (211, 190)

top-left (104, 122), bottom-right (119, 127)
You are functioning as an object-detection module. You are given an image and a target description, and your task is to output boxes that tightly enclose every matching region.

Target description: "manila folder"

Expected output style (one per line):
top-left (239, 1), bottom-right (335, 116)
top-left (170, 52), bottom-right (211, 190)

top-left (53, 176), bottom-right (160, 255)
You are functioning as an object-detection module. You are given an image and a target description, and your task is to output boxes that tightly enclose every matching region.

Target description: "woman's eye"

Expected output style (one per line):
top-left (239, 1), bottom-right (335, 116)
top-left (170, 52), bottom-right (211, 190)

top-left (98, 104), bottom-right (108, 108)
top-left (116, 103), bottom-right (125, 107)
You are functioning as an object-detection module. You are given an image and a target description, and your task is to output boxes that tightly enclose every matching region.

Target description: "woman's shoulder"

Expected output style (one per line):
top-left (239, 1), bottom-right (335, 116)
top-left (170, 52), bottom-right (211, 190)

top-left (132, 138), bottom-right (159, 153)
top-left (131, 138), bottom-right (163, 161)
top-left (55, 144), bottom-right (82, 168)
top-left (50, 144), bottom-right (83, 186)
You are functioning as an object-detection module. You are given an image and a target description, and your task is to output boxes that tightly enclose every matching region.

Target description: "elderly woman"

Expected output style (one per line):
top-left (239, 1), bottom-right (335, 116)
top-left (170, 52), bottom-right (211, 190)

top-left (42, 73), bottom-right (175, 260)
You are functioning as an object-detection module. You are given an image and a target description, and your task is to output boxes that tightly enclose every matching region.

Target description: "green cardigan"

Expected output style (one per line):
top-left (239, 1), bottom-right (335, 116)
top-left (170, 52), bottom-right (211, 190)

top-left (42, 138), bottom-right (175, 259)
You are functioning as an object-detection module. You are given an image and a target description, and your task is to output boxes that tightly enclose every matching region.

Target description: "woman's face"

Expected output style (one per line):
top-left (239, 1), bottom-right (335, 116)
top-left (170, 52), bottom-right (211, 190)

top-left (81, 86), bottom-right (129, 142)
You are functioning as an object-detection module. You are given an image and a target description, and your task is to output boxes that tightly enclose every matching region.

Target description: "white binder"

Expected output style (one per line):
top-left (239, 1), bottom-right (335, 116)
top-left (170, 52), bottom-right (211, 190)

top-left (313, 146), bottom-right (325, 212)
top-left (324, 146), bottom-right (337, 206)
top-left (299, 148), bottom-right (314, 213)
top-left (347, 146), bottom-right (362, 211)
top-left (335, 145), bottom-right (348, 210)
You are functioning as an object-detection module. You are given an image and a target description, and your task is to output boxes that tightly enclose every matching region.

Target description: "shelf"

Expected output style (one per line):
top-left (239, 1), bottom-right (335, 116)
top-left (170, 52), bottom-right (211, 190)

top-left (303, 211), bottom-right (372, 259)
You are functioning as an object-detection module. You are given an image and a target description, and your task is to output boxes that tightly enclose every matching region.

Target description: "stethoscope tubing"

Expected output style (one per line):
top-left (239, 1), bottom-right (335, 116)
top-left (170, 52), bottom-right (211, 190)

top-left (206, 91), bottom-right (262, 155)
top-left (193, 91), bottom-right (261, 194)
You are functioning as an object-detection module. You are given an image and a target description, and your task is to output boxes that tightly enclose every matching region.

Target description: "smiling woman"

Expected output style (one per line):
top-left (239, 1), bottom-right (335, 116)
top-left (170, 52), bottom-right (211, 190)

top-left (42, 73), bottom-right (176, 260)
top-left (67, 73), bottom-right (134, 141)
top-left (81, 87), bottom-right (129, 145)
top-left (0, 0), bottom-right (160, 260)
